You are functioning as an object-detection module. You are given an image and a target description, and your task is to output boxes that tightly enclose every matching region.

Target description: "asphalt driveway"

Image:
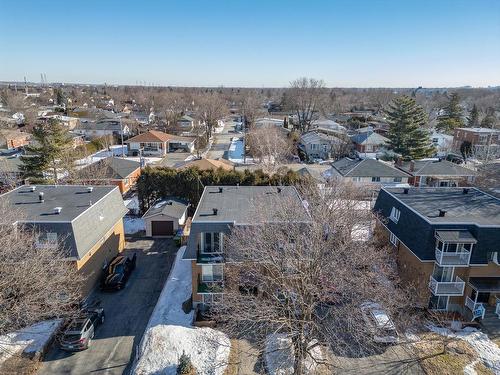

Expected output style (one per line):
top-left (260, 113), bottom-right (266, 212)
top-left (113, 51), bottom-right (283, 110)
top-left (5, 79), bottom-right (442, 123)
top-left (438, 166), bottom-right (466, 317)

top-left (38, 238), bottom-right (178, 375)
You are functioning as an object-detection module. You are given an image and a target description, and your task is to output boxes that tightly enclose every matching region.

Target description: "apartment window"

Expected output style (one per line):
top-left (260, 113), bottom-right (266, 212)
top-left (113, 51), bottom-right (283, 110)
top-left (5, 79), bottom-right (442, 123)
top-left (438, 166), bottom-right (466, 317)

top-left (352, 177), bottom-right (362, 182)
top-left (202, 232), bottom-right (222, 253)
top-left (389, 232), bottom-right (399, 247)
top-left (389, 207), bottom-right (401, 223)
top-left (429, 295), bottom-right (449, 310)
top-left (36, 232), bottom-right (58, 248)
top-left (371, 177), bottom-right (381, 182)
top-left (201, 264), bottom-right (223, 282)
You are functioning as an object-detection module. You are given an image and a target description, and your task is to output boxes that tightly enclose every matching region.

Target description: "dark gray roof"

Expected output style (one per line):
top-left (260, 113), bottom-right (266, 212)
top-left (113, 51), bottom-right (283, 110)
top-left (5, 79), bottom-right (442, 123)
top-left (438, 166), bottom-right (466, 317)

top-left (435, 230), bottom-right (477, 243)
top-left (397, 159), bottom-right (476, 177)
top-left (351, 132), bottom-right (388, 145)
top-left (469, 277), bottom-right (500, 292)
top-left (331, 158), bottom-right (410, 178)
top-left (383, 187), bottom-right (500, 226)
top-left (193, 186), bottom-right (307, 224)
top-left (143, 198), bottom-right (188, 219)
top-left (79, 157), bottom-right (140, 179)
top-left (0, 185), bottom-right (127, 259)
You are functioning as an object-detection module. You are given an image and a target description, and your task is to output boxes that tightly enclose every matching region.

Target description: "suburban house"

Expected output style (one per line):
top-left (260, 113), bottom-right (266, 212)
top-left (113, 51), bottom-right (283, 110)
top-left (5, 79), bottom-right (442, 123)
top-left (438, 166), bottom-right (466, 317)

top-left (431, 131), bottom-right (453, 156)
top-left (395, 159), bottom-right (476, 187)
top-left (373, 187), bottom-right (500, 321)
top-left (142, 198), bottom-right (189, 237)
top-left (0, 185), bottom-right (128, 294)
top-left (299, 131), bottom-right (345, 160)
top-left (176, 158), bottom-right (234, 172)
top-left (325, 157), bottom-right (411, 186)
top-left (311, 119), bottom-right (347, 137)
top-left (350, 130), bottom-right (389, 157)
top-left (0, 129), bottom-right (30, 151)
top-left (74, 119), bottom-right (130, 139)
top-left (254, 117), bottom-right (285, 128)
top-left (183, 185), bottom-right (308, 308)
top-left (452, 127), bottom-right (500, 159)
top-left (176, 115), bottom-right (195, 131)
top-left (0, 154), bottom-right (23, 190)
top-left (77, 157), bottom-right (141, 194)
top-left (125, 130), bottom-right (195, 156)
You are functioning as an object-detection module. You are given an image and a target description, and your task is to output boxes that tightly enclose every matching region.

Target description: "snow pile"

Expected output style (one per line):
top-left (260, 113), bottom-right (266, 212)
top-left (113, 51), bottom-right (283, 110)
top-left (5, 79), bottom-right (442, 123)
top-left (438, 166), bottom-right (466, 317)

top-left (124, 196), bottom-right (140, 214)
top-left (124, 217), bottom-right (145, 234)
top-left (0, 319), bottom-right (61, 365)
top-left (133, 247), bottom-right (231, 375)
top-left (265, 334), bottom-right (324, 375)
top-left (429, 325), bottom-right (500, 374)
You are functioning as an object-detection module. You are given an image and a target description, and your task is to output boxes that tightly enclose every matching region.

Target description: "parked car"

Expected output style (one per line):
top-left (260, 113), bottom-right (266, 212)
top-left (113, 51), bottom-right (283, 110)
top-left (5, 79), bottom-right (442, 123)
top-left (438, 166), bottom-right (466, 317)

top-left (59, 308), bottom-right (105, 351)
top-left (446, 153), bottom-right (464, 164)
top-left (100, 253), bottom-right (137, 291)
top-left (360, 301), bottom-right (398, 344)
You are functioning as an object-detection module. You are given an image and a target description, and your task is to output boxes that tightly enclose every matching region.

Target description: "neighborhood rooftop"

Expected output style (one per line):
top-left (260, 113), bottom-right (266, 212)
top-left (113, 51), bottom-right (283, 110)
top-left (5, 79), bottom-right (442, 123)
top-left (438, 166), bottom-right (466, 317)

top-left (397, 159), bottom-right (477, 176)
top-left (193, 185), bottom-right (307, 224)
top-left (0, 185), bottom-right (123, 222)
top-left (383, 187), bottom-right (500, 225)
top-left (331, 158), bottom-right (410, 178)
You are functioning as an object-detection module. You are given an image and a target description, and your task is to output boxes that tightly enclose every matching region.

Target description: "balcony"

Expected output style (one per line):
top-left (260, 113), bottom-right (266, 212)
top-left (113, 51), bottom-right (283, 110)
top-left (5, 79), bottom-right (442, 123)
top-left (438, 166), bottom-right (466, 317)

top-left (435, 249), bottom-right (471, 267)
top-left (465, 296), bottom-right (486, 320)
top-left (197, 276), bottom-right (223, 294)
top-left (197, 252), bottom-right (224, 264)
top-left (429, 275), bottom-right (465, 296)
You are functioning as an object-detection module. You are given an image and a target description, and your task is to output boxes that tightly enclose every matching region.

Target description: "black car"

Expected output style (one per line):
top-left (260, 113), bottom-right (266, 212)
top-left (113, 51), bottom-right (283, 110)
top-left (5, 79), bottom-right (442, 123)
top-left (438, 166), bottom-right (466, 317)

top-left (100, 253), bottom-right (136, 291)
top-left (59, 308), bottom-right (105, 351)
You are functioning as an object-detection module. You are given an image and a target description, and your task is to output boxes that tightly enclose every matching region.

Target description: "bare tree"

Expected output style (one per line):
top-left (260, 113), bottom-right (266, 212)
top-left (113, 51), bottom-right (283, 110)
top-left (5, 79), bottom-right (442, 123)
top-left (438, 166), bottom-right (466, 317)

top-left (211, 181), bottom-right (418, 374)
top-left (156, 91), bottom-right (188, 131)
top-left (286, 78), bottom-right (327, 134)
top-left (240, 93), bottom-right (262, 128)
top-left (196, 93), bottom-right (228, 142)
top-left (247, 125), bottom-right (293, 173)
top-left (0, 202), bottom-right (83, 336)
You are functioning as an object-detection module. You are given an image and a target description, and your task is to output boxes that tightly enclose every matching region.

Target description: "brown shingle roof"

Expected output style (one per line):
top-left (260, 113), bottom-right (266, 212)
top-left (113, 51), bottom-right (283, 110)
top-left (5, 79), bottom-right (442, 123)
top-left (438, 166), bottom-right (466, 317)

top-left (125, 130), bottom-right (194, 143)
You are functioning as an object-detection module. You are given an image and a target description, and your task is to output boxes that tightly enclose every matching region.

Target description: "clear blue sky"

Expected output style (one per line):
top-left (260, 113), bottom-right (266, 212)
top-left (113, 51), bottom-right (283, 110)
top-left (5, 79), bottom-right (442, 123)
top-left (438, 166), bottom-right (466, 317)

top-left (1, 0), bottom-right (499, 87)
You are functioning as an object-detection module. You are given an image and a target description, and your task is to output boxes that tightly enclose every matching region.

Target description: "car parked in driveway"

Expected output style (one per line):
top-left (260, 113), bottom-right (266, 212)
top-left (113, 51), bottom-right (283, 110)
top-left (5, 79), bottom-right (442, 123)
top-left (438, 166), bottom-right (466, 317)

top-left (360, 301), bottom-right (398, 344)
top-left (100, 253), bottom-right (137, 291)
top-left (59, 308), bottom-right (105, 351)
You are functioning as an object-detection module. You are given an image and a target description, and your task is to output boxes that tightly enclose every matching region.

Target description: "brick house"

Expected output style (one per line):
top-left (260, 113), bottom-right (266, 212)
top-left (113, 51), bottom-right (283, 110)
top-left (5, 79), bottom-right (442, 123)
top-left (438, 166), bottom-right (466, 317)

top-left (395, 159), bottom-right (476, 187)
top-left (452, 127), bottom-right (500, 159)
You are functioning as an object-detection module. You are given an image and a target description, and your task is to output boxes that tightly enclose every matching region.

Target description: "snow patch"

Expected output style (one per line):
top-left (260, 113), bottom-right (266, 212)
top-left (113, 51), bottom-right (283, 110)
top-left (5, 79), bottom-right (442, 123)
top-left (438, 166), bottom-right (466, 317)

top-left (124, 217), bottom-right (145, 234)
top-left (428, 325), bottom-right (500, 374)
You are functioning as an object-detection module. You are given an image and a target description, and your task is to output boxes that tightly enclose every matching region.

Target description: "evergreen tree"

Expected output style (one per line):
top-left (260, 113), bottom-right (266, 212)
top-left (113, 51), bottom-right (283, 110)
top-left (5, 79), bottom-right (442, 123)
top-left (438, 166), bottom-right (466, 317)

top-left (467, 104), bottom-right (479, 127)
top-left (20, 120), bottom-right (73, 183)
top-left (481, 107), bottom-right (497, 128)
top-left (385, 95), bottom-right (435, 161)
top-left (436, 93), bottom-right (464, 133)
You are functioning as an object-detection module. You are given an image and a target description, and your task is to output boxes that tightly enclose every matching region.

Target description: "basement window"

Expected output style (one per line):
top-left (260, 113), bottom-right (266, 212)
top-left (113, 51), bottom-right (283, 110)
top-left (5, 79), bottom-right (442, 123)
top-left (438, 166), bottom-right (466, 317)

top-left (390, 232), bottom-right (399, 247)
top-left (389, 207), bottom-right (401, 223)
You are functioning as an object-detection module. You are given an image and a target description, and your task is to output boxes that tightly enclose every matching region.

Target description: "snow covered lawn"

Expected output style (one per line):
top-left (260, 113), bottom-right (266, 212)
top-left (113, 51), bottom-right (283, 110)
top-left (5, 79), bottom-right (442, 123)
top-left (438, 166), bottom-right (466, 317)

top-left (428, 325), bottom-right (500, 374)
top-left (0, 319), bottom-right (61, 366)
top-left (133, 246), bottom-right (230, 375)
top-left (124, 217), bottom-right (145, 234)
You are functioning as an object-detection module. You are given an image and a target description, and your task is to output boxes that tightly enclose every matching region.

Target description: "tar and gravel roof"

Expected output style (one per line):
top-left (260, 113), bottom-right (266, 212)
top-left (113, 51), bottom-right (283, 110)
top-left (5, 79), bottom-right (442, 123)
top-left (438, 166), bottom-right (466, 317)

top-left (383, 187), bottom-right (500, 226)
top-left (193, 185), bottom-right (307, 224)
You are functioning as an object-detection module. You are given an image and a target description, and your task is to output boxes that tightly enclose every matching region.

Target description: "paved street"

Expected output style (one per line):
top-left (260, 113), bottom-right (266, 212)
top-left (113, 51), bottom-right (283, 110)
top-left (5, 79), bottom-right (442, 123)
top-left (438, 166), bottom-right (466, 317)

top-left (39, 239), bottom-right (178, 375)
top-left (206, 120), bottom-right (239, 160)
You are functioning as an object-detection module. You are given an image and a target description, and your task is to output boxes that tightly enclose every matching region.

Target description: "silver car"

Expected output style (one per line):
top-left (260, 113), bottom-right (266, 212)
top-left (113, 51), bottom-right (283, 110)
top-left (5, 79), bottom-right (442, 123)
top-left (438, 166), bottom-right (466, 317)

top-left (360, 302), bottom-right (398, 344)
top-left (59, 308), bottom-right (105, 351)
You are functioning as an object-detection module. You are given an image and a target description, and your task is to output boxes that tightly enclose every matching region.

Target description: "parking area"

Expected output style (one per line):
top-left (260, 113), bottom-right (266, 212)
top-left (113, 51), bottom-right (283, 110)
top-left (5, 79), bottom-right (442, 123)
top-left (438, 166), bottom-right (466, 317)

top-left (39, 239), bottom-right (178, 375)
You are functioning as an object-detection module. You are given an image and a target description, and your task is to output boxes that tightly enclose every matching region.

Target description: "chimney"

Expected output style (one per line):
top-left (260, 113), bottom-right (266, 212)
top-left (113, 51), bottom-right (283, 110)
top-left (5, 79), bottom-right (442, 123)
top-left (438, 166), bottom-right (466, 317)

top-left (438, 209), bottom-right (446, 217)
top-left (403, 188), bottom-right (409, 194)
top-left (87, 186), bottom-right (94, 193)
top-left (53, 207), bottom-right (62, 215)
top-left (409, 161), bottom-right (415, 172)
top-left (218, 187), bottom-right (223, 193)
top-left (462, 188), bottom-right (470, 194)
top-left (38, 192), bottom-right (44, 202)
top-left (213, 208), bottom-right (218, 216)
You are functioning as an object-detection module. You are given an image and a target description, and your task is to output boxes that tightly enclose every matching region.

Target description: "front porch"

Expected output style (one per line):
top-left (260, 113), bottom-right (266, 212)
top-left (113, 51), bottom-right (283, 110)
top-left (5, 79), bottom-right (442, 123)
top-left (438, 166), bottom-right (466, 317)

top-left (464, 278), bottom-right (500, 334)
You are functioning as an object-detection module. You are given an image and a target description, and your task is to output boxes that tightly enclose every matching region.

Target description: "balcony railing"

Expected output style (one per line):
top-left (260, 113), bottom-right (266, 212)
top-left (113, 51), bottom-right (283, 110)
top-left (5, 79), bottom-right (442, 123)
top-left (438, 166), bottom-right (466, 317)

top-left (429, 275), bottom-right (465, 296)
top-left (435, 249), bottom-right (471, 266)
top-left (465, 296), bottom-right (486, 320)
top-left (197, 277), bottom-right (223, 294)
top-left (197, 252), bottom-right (224, 264)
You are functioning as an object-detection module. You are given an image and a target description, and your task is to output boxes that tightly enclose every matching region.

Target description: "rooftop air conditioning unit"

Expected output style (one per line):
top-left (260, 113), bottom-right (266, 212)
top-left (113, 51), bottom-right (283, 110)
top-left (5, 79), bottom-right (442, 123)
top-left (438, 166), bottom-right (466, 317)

top-left (54, 207), bottom-right (62, 215)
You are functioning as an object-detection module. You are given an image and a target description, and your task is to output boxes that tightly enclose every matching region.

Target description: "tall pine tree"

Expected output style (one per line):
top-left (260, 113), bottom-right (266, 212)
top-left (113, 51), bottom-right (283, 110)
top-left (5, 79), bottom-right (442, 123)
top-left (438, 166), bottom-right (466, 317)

top-left (385, 96), bottom-right (435, 161)
top-left (20, 120), bottom-right (73, 183)
top-left (467, 104), bottom-right (479, 127)
top-left (436, 93), bottom-right (464, 133)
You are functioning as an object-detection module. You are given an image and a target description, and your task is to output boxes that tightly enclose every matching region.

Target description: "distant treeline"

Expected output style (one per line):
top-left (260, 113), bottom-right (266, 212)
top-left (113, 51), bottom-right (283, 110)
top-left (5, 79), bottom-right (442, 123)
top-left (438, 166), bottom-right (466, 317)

top-left (137, 166), bottom-right (303, 213)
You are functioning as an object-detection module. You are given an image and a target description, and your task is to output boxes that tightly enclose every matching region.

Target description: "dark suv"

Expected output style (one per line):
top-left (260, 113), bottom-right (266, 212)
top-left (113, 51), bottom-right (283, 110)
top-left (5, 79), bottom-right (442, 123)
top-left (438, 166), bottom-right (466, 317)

top-left (59, 308), bottom-right (105, 351)
top-left (101, 253), bottom-right (136, 291)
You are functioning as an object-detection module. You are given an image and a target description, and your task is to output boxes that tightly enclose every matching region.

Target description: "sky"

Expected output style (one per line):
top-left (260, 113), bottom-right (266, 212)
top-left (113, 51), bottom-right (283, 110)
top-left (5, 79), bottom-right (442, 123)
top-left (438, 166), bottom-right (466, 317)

top-left (1, 0), bottom-right (499, 88)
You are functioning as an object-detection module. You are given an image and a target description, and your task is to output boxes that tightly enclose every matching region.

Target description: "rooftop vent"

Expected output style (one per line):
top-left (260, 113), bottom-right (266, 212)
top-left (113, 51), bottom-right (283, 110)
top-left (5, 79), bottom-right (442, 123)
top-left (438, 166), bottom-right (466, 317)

top-left (87, 186), bottom-right (94, 193)
top-left (403, 188), bottom-right (409, 194)
top-left (30, 186), bottom-right (36, 192)
top-left (38, 192), bottom-right (44, 202)
top-left (277, 187), bottom-right (282, 193)
top-left (166, 201), bottom-right (173, 205)
top-left (53, 207), bottom-right (62, 215)
top-left (218, 187), bottom-right (223, 193)
top-left (213, 208), bottom-right (218, 216)
top-left (438, 209), bottom-right (447, 217)
top-left (463, 188), bottom-right (470, 194)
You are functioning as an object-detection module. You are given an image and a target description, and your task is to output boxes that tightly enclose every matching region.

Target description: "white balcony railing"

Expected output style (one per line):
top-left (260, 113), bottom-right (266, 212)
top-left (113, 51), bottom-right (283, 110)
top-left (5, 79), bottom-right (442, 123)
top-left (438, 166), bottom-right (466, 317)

top-left (466, 296), bottom-right (486, 320)
top-left (435, 249), bottom-right (472, 266)
top-left (496, 297), bottom-right (500, 318)
top-left (429, 275), bottom-right (465, 296)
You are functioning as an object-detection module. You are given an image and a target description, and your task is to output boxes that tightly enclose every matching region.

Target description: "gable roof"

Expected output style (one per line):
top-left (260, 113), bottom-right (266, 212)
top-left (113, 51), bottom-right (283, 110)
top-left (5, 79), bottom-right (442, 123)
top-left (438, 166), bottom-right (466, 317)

top-left (351, 132), bottom-right (389, 145)
top-left (397, 159), bottom-right (477, 177)
top-left (79, 157), bottom-right (140, 180)
top-left (143, 198), bottom-right (189, 219)
top-left (331, 158), bottom-right (410, 178)
top-left (125, 130), bottom-right (194, 143)
top-left (300, 131), bottom-right (341, 145)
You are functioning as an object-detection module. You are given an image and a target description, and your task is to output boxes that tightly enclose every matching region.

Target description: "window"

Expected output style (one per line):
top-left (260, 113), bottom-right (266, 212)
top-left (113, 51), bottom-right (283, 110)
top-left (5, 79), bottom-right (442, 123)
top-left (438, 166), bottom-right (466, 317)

top-left (371, 177), bottom-right (381, 182)
top-left (36, 232), bottom-right (58, 248)
top-left (393, 177), bottom-right (402, 183)
top-left (389, 207), bottom-right (400, 223)
top-left (201, 264), bottom-right (223, 282)
top-left (311, 144), bottom-right (319, 150)
top-left (389, 232), bottom-right (399, 247)
top-left (202, 232), bottom-right (222, 253)
top-left (352, 177), bottom-right (362, 182)
top-left (429, 295), bottom-right (448, 310)
top-left (432, 138), bottom-right (439, 144)
top-left (202, 293), bottom-right (222, 305)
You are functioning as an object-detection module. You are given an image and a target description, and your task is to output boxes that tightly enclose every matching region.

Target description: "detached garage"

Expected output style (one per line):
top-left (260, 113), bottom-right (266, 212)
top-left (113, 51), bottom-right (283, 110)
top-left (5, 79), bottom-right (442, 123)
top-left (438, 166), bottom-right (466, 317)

top-left (143, 198), bottom-right (189, 237)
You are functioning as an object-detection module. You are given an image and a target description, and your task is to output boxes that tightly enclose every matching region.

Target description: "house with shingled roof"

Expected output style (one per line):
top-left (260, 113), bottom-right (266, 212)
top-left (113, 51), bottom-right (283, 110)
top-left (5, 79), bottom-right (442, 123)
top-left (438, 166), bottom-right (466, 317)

top-left (125, 130), bottom-right (195, 156)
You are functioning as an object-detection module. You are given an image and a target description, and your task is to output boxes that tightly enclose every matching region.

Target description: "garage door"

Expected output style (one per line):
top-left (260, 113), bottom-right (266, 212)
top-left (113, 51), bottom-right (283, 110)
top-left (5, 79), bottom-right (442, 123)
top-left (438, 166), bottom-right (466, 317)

top-left (151, 221), bottom-right (174, 236)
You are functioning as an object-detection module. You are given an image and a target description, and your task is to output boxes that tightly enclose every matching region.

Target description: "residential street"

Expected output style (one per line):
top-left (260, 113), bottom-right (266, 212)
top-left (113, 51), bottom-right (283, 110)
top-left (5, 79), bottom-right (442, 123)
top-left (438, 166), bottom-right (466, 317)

top-left (206, 120), bottom-right (239, 160)
top-left (38, 239), bottom-right (178, 375)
